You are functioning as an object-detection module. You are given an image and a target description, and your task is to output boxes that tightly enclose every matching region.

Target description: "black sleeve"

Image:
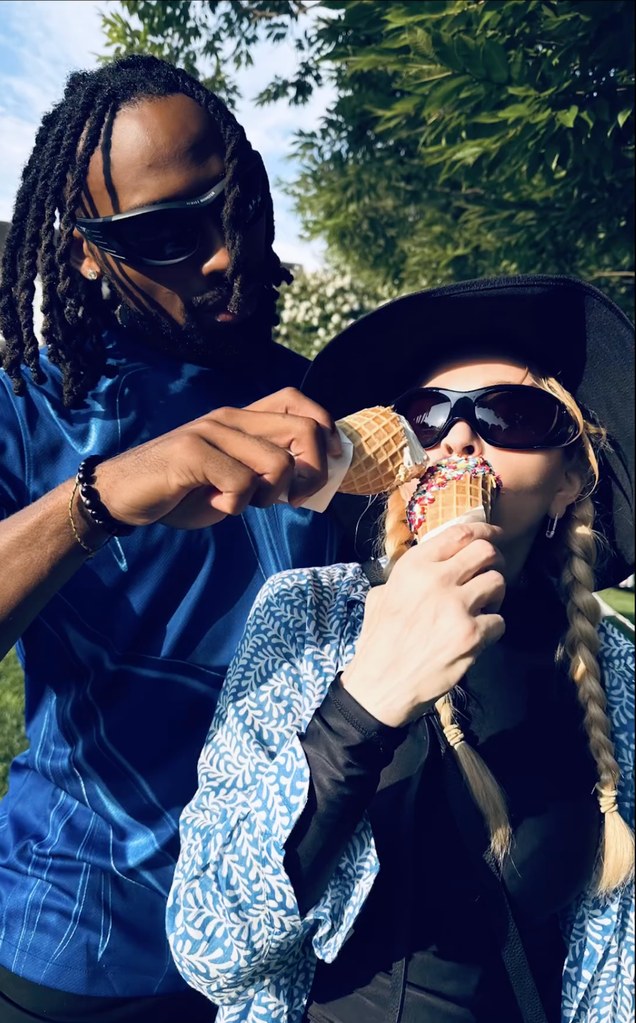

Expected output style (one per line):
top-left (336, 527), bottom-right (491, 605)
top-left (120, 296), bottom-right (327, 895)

top-left (284, 674), bottom-right (405, 915)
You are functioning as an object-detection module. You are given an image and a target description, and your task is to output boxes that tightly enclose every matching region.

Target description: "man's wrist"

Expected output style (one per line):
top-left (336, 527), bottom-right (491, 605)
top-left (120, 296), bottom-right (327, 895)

top-left (68, 481), bottom-right (112, 557)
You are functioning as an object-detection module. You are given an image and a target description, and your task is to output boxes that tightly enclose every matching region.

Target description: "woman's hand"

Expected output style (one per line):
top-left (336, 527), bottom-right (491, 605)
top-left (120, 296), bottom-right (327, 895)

top-left (85, 388), bottom-right (341, 530)
top-left (341, 522), bottom-right (506, 726)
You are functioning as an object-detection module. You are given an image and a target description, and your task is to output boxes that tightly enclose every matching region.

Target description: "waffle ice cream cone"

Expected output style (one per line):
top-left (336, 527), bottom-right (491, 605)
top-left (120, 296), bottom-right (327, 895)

top-left (406, 456), bottom-right (501, 541)
top-left (336, 406), bottom-right (428, 495)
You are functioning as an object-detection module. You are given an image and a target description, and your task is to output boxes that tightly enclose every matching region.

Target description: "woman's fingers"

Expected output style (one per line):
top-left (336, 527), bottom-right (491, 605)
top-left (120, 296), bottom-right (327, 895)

top-left (413, 522), bottom-right (504, 565)
top-left (462, 569), bottom-right (507, 614)
top-left (474, 611), bottom-right (507, 650)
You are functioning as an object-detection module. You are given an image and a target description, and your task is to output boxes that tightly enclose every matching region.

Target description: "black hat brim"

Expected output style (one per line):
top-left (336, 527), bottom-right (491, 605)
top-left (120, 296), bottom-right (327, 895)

top-left (301, 274), bottom-right (634, 589)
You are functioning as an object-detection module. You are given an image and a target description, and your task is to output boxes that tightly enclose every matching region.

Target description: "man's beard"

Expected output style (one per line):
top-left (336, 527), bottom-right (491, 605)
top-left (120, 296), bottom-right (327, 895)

top-left (115, 283), bottom-right (278, 372)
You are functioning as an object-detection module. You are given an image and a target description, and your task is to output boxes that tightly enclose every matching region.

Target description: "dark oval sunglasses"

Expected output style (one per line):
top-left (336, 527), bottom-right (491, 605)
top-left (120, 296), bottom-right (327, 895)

top-left (75, 175), bottom-right (263, 268)
top-left (393, 385), bottom-right (580, 450)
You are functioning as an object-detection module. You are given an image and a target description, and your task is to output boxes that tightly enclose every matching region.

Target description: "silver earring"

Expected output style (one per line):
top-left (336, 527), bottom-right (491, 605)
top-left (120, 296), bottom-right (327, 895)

top-left (545, 514), bottom-right (559, 539)
top-left (87, 269), bottom-right (98, 281)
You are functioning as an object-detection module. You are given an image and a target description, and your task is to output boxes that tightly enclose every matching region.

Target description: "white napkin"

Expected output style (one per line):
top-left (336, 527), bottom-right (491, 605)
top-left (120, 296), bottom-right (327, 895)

top-left (298, 428), bottom-right (355, 512)
top-left (276, 427), bottom-right (355, 513)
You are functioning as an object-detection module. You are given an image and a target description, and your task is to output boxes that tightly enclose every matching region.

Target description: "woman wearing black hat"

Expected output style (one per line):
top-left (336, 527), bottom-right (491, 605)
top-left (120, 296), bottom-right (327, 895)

top-left (167, 276), bottom-right (634, 1023)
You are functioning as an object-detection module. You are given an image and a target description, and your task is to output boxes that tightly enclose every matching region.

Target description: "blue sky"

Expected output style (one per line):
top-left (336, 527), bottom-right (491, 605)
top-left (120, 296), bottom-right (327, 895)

top-left (0, 0), bottom-right (333, 268)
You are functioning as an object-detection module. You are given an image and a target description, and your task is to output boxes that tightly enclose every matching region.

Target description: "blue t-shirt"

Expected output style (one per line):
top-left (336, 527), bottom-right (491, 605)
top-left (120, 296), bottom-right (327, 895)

top-left (0, 329), bottom-right (339, 997)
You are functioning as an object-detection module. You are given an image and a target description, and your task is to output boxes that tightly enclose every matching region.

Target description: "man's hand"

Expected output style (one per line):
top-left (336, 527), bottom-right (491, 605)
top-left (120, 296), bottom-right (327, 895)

top-left (89, 388), bottom-right (341, 530)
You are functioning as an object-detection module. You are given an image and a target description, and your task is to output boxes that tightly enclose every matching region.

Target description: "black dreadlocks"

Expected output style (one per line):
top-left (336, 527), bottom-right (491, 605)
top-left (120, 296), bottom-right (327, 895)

top-left (0, 55), bottom-right (291, 407)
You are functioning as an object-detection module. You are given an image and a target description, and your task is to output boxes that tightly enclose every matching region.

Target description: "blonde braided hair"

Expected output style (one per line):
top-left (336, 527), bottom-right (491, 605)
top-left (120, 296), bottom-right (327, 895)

top-left (540, 375), bottom-right (633, 891)
top-left (560, 495), bottom-right (634, 892)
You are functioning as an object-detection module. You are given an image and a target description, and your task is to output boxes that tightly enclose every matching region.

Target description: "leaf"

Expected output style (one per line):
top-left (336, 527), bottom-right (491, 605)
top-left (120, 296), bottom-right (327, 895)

top-left (617, 108), bottom-right (633, 129)
top-left (481, 40), bottom-right (509, 84)
top-left (556, 105), bottom-right (579, 129)
top-left (423, 73), bottom-right (472, 112)
top-left (452, 34), bottom-right (484, 78)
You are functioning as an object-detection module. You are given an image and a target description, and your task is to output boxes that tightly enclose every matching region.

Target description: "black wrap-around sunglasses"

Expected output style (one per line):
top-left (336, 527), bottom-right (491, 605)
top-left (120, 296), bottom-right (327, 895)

top-left (75, 177), bottom-right (231, 267)
top-left (393, 385), bottom-right (580, 450)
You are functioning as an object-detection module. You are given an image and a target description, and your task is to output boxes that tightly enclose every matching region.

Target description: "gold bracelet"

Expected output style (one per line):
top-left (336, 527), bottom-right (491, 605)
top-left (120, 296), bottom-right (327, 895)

top-left (68, 479), bottom-right (109, 557)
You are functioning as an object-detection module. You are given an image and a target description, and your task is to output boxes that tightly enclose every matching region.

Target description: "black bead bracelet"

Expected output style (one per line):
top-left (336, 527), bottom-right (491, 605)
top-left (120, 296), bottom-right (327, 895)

top-left (76, 455), bottom-right (136, 537)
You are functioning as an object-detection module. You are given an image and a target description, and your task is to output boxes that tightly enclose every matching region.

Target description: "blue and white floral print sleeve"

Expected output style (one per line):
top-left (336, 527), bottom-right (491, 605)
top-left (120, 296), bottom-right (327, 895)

top-left (166, 563), bottom-right (375, 1021)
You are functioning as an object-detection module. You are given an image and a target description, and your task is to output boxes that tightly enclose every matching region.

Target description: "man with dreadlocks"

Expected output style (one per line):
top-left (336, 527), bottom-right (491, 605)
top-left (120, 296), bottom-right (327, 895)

top-left (0, 56), bottom-right (345, 1022)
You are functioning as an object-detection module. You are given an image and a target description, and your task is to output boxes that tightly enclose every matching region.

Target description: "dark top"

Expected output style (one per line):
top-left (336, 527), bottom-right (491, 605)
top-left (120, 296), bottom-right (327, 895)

top-left (284, 577), bottom-right (600, 1023)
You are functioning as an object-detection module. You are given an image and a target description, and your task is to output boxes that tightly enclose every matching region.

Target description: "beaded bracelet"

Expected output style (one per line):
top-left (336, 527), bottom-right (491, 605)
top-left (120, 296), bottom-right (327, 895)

top-left (68, 479), bottom-right (110, 557)
top-left (76, 455), bottom-right (137, 537)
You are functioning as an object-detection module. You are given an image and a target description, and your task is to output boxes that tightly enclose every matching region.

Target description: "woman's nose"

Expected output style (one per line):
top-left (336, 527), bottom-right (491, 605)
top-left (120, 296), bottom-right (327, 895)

top-left (437, 419), bottom-right (484, 458)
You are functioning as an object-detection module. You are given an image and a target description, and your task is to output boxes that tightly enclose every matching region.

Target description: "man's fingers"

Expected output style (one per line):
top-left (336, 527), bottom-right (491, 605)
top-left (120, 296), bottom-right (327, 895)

top-left (205, 406), bottom-right (330, 497)
top-left (192, 419), bottom-right (296, 507)
top-left (243, 387), bottom-right (342, 458)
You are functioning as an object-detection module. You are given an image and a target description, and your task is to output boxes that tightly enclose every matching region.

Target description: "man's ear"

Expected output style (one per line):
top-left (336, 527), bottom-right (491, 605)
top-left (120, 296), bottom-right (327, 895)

top-left (70, 229), bottom-right (100, 280)
top-left (549, 463), bottom-right (585, 519)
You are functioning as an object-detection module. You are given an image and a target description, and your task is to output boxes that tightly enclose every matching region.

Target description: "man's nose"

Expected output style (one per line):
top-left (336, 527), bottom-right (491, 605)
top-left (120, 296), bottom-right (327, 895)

top-left (199, 219), bottom-right (230, 276)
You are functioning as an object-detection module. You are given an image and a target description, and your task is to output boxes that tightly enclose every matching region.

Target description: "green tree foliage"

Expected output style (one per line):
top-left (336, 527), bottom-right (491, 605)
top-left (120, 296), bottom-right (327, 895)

top-left (102, 1), bottom-right (634, 315)
top-left (101, 1), bottom-right (320, 106)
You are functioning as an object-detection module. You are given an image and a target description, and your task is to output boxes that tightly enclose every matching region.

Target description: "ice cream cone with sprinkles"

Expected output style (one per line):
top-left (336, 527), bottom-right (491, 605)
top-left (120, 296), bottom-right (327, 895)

top-left (406, 456), bottom-right (502, 542)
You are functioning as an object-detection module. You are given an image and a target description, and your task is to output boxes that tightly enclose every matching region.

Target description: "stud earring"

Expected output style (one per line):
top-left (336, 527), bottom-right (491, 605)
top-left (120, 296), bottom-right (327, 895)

top-left (545, 514), bottom-right (560, 539)
top-left (86, 269), bottom-right (98, 281)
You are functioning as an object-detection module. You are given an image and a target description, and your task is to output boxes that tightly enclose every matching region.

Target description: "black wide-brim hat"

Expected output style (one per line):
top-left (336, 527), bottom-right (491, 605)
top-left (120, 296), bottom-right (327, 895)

top-left (301, 274), bottom-right (634, 589)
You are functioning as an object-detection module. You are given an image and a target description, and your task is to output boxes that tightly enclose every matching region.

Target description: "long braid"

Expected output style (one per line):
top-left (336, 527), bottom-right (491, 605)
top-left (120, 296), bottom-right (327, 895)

top-left (1, 55), bottom-right (285, 406)
top-left (0, 107), bottom-right (61, 387)
top-left (382, 489), bottom-right (512, 864)
top-left (38, 85), bottom-right (113, 375)
top-left (560, 496), bottom-right (635, 893)
top-left (435, 693), bottom-right (511, 864)
top-left (22, 93), bottom-right (102, 380)
top-left (53, 95), bottom-right (119, 404)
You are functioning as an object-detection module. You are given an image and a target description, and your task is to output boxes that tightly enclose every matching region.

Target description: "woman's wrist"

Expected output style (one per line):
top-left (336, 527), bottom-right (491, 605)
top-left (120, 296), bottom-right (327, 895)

top-left (340, 663), bottom-right (415, 729)
top-left (330, 674), bottom-right (406, 748)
